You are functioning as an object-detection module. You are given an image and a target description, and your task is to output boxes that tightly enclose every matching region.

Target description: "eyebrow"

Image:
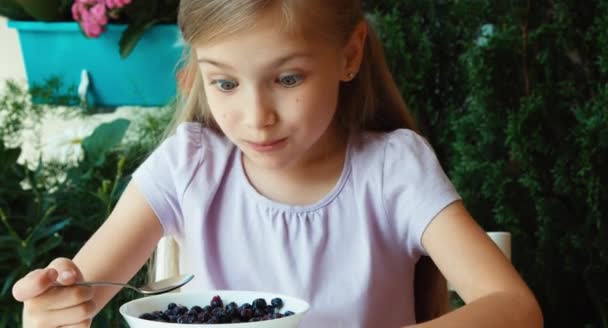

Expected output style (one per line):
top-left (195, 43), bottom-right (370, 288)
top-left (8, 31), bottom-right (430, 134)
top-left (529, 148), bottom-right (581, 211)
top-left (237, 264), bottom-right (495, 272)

top-left (197, 52), bottom-right (313, 69)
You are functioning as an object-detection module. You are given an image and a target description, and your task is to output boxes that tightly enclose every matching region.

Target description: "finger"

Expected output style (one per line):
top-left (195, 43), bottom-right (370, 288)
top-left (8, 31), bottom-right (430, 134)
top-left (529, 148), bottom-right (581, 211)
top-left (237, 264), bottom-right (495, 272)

top-left (46, 300), bottom-right (96, 328)
top-left (59, 318), bottom-right (92, 328)
top-left (12, 268), bottom-right (58, 302)
top-left (47, 257), bottom-right (84, 285)
top-left (29, 284), bottom-right (94, 311)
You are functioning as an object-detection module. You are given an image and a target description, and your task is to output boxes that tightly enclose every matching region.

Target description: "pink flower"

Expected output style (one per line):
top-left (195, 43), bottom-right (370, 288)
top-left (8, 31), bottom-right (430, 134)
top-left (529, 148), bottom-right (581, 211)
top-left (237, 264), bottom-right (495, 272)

top-left (72, 0), bottom-right (117, 38)
top-left (90, 3), bottom-right (108, 25)
top-left (71, 3), bottom-right (84, 21)
top-left (82, 22), bottom-right (103, 37)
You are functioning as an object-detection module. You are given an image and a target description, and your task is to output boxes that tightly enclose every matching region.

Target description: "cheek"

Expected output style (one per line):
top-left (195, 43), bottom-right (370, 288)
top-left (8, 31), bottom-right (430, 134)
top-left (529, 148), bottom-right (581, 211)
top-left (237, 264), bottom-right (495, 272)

top-left (303, 80), bottom-right (340, 121)
top-left (206, 94), bottom-right (238, 125)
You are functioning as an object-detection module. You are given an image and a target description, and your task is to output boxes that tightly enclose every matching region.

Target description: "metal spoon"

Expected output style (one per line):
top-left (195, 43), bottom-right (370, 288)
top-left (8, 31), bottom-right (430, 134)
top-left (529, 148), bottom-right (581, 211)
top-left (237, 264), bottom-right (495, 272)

top-left (54, 274), bottom-right (194, 295)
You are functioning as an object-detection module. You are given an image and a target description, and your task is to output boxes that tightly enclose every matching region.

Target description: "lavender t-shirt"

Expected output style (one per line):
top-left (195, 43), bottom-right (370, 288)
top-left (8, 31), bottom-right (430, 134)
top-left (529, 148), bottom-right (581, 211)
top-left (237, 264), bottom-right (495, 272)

top-left (132, 122), bottom-right (460, 327)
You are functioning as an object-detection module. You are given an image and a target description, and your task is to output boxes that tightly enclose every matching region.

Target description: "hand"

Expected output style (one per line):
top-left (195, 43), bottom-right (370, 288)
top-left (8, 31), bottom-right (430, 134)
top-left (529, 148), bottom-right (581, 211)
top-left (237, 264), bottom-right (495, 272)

top-left (12, 258), bottom-right (96, 328)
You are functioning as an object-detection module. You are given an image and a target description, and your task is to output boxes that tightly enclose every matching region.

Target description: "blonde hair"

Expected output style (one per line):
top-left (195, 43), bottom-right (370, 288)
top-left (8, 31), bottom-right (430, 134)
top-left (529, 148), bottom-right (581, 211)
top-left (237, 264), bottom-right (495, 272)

top-left (155, 0), bottom-right (448, 323)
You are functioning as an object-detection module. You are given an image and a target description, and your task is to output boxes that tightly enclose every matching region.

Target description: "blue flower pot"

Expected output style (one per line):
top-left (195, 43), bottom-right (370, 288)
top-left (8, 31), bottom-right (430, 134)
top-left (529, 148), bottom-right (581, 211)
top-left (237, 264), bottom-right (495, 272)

top-left (7, 21), bottom-right (184, 107)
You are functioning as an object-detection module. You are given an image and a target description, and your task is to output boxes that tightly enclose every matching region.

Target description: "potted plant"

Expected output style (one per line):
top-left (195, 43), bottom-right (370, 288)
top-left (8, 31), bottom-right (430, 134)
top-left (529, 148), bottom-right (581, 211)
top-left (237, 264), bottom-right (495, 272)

top-left (1, 0), bottom-right (183, 107)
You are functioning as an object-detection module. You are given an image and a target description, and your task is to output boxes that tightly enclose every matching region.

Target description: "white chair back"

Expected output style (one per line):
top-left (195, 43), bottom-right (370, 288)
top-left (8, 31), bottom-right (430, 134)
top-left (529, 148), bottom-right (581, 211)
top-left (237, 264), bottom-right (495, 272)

top-left (153, 236), bottom-right (180, 281)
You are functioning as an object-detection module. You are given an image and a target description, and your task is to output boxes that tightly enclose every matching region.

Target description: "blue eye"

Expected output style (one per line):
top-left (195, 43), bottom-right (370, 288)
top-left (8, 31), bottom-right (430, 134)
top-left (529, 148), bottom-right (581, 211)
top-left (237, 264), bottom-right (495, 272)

top-left (212, 79), bottom-right (239, 92)
top-left (278, 74), bottom-right (303, 88)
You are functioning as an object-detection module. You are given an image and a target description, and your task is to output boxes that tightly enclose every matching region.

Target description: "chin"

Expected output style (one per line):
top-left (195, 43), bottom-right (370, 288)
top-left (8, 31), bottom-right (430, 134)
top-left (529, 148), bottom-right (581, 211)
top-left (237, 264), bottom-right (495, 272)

top-left (252, 157), bottom-right (292, 170)
top-left (245, 151), bottom-right (296, 170)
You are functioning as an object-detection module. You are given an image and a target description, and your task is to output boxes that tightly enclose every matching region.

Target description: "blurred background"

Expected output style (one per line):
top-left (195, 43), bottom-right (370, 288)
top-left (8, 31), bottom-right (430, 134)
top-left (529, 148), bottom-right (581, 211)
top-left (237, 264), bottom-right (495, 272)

top-left (0, 1), bottom-right (606, 327)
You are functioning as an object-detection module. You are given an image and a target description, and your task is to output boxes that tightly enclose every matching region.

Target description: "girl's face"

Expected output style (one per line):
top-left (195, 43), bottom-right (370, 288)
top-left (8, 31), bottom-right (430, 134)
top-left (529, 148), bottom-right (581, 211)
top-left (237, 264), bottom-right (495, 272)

top-left (195, 14), bottom-right (364, 170)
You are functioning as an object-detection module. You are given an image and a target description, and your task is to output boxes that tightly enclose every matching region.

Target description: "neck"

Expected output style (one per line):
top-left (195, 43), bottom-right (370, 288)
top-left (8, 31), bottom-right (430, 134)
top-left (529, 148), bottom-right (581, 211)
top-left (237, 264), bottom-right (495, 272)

top-left (243, 127), bottom-right (348, 205)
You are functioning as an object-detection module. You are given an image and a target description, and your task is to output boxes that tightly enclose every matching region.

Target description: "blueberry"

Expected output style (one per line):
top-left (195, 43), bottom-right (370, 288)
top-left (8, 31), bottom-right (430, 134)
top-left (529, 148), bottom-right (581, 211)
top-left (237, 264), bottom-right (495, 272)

top-left (240, 308), bottom-right (253, 321)
top-left (252, 298), bottom-right (267, 310)
top-left (138, 312), bottom-right (156, 320)
top-left (217, 314), bottom-right (229, 323)
top-left (226, 307), bottom-right (240, 320)
top-left (160, 312), bottom-right (171, 321)
top-left (198, 311), bottom-right (211, 322)
top-left (167, 302), bottom-right (177, 310)
top-left (210, 295), bottom-right (223, 309)
top-left (211, 307), bottom-right (224, 317)
top-left (239, 302), bottom-right (252, 310)
top-left (265, 304), bottom-right (275, 314)
top-left (271, 297), bottom-right (284, 309)
top-left (254, 308), bottom-right (266, 318)
top-left (284, 310), bottom-right (295, 316)
top-left (176, 305), bottom-right (188, 315)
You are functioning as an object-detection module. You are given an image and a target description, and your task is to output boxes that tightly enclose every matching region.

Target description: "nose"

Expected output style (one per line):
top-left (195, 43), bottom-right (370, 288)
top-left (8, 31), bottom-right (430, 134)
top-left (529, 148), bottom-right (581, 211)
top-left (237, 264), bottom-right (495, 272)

top-left (244, 87), bottom-right (277, 128)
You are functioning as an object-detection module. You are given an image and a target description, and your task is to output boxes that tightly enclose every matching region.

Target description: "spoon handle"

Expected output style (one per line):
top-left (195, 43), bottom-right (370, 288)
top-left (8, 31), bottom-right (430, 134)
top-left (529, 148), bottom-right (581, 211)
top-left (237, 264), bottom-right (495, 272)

top-left (53, 281), bottom-right (138, 292)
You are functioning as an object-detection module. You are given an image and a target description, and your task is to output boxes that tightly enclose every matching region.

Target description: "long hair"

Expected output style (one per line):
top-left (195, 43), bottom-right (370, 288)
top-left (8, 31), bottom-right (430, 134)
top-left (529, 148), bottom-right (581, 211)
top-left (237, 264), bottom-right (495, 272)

top-left (155, 0), bottom-right (448, 323)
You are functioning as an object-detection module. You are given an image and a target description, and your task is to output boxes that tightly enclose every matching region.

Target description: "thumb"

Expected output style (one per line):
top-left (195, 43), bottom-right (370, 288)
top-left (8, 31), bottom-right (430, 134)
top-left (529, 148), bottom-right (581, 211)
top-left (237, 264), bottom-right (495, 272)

top-left (47, 257), bottom-right (85, 286)
top-left (12, 268), bottom-right (58, 302)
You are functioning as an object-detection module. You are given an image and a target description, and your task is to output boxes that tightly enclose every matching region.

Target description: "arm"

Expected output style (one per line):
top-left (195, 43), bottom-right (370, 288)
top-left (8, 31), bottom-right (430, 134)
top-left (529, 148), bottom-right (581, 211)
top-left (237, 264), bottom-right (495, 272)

top-left (407, 201), bottom-right (543, 328)
top-left (73, 180), bottom-right (163, 316)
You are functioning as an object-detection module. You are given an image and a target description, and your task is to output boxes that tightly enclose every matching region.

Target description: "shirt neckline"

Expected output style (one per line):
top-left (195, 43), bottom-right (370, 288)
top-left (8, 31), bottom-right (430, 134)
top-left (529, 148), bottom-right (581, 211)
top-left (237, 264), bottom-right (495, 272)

top-left (236, 138), bottom-right (353, 213)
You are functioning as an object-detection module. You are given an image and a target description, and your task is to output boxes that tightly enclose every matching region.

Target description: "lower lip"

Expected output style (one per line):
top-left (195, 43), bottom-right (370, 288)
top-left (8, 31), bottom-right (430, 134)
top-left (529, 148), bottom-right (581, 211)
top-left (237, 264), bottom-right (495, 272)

top-left (247, 138), bottom-right (287, 153)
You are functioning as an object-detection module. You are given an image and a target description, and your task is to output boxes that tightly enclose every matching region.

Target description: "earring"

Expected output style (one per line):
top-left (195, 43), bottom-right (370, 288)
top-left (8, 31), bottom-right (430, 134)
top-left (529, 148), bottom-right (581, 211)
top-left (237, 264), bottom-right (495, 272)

top-left (345, 72), bottom-right (355, 81)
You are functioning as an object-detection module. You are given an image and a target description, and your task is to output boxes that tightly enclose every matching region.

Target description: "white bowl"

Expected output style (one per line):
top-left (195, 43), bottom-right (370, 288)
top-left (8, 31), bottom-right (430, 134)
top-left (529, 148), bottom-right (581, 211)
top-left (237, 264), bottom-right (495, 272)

top-left (119, 290), bottom-right (310, 327)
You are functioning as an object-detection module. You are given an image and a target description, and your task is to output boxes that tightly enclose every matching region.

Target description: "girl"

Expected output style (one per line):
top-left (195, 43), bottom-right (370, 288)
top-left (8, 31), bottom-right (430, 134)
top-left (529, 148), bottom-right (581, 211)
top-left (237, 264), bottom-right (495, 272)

top-left (12, 0), bottom-right (543, 327)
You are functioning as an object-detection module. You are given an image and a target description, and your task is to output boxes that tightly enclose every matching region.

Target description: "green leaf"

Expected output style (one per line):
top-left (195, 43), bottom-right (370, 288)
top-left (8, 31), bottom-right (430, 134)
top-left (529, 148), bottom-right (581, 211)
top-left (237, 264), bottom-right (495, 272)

top-left (36, 235), bottom-right (63, 256)
top-left (23, 204), bottom-right (57, 245)
top-left (17, 244), bottom-right (36, 267)
top-left (0, 145), bottom-right (21, 171)
top-left (0, 0), bottom-right (30, 20)
top-left (1, 269), bottom-right (20, 296)
top-left (30, 218), bottom-right (71, 243)
top-left (0, 235), bottom-right (18, 248)
top-left (119, 20), bottom-right (159, 58)
top-left (82, 119), bottom-right (131, 166)
top-left (0, 251), bottom-right (16, 262)
top-left (14, 0), bottom-right (62, 21)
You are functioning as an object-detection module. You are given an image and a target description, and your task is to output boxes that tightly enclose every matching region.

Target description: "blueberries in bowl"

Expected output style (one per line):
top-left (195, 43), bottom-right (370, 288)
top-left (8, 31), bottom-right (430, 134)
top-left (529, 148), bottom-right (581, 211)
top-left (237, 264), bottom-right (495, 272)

top-left (138, 295), bottom-right (296, 324)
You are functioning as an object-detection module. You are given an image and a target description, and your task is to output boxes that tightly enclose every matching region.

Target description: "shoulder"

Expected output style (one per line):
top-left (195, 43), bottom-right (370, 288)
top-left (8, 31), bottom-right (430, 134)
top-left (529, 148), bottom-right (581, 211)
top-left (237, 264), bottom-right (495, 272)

top-left (134, 122), bottom-right (235, 182)
top-left (349, 128), bottom-right (450, 203)
top-left (350, 128), bottom-right (435, 167)
top-left (131, 122), bottom-right (236, 235)
top-left (163, 122), bottom-right (232, 152)
top-left (355, 130), bottom-right (460, 256)
top-left (155, 122), bottom-right (234, 163)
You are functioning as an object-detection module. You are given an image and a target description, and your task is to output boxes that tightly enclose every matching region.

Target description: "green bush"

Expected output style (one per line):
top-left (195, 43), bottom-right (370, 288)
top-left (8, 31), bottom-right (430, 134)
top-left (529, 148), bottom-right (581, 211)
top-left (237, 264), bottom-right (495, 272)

top-left (0, 80), bottom-right (172, 327)
top-left (368, 1), bottom-right (607, 327)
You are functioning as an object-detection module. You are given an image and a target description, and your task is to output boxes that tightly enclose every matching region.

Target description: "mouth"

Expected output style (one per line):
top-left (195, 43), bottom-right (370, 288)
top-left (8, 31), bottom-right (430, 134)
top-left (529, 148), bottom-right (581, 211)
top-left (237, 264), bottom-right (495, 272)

top-left (245, 138), bottom-right (288, 152)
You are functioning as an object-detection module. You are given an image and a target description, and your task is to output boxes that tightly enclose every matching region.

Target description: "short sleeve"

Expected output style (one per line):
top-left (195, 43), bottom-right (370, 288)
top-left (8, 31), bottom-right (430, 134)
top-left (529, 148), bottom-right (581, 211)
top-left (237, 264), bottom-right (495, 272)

top-left (382, 129), bottom-right (461, 257)
top-left (131, 123), bottom-right (204, 237)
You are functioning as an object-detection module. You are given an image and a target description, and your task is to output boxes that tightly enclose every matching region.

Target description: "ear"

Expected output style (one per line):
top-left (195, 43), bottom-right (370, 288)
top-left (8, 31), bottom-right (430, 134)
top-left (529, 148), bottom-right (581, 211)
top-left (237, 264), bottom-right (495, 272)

top-left (340, 20), bottom-right (368, 82)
